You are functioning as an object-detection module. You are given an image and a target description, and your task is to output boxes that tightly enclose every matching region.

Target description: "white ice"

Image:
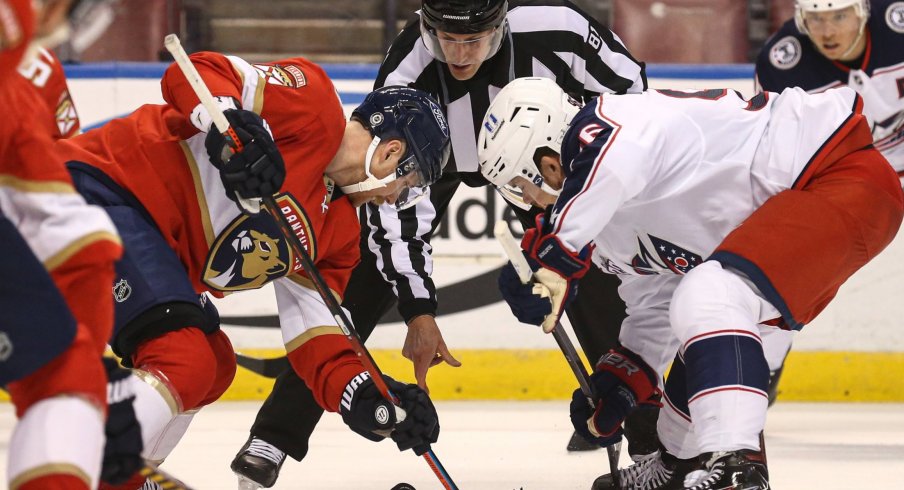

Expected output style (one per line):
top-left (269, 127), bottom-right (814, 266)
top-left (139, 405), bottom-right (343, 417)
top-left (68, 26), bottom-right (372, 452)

top-left (1, 401), bottom-right (902, 489)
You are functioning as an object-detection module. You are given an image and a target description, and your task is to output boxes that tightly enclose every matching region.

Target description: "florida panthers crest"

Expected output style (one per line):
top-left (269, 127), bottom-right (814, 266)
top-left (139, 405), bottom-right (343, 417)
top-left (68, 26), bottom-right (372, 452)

top-left (203, 193), bottom-right (316, 292)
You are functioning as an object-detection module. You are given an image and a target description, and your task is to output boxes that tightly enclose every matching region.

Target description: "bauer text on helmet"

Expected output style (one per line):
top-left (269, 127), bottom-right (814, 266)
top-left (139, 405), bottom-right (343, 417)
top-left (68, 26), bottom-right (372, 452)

top-left (477, 77), bottom-right (581, 209)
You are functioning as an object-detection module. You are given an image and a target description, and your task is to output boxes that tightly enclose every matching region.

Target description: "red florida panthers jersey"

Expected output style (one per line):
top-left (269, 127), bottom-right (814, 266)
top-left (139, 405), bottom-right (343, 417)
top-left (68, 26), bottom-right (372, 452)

top-left (57, 52), bottom-right (365, 411)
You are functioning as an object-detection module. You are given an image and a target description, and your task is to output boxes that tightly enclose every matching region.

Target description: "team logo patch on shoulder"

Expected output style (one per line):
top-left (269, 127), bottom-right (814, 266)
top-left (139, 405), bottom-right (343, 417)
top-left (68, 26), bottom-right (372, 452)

top-left (887, 2), bottom-right (904, 33)
top-left (770, 36), bottom-right (802, 70)
top-left (203, 193), bottom-right (316, 292)
top-left (56, 91), bottom-right (78, 137)
top-left (253, 64), bottom-right (307, 88)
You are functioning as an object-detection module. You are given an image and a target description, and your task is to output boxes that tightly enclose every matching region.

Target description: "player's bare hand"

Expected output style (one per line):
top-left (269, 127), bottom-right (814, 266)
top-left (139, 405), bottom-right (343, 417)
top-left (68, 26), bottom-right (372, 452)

top-left (402, 314), bottom-right (461, 392)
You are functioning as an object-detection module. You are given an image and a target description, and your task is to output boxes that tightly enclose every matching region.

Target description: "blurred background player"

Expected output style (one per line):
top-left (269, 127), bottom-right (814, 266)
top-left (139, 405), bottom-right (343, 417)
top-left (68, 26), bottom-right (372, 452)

top-left (0, 0), bottom-right (143, 488)
top-left (230, 1), bottom-right (651, 487)
top-left (754, 0), bottom-right (904, 405)
top-left (756, 0), bottom-right (903, 181)
top-left (57, 48), bottom-right (450, 489)
top-left (478, 77), bottom-right (903, 489)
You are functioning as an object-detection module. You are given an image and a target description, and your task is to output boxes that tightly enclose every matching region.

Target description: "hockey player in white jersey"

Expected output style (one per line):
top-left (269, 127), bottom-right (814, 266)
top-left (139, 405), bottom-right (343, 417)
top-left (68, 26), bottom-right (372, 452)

top-left (478, 77), bottom-right (903, 489)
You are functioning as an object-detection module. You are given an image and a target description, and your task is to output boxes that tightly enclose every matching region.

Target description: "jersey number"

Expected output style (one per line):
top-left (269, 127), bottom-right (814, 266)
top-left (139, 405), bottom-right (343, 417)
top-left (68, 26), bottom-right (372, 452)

top-left (656, 88), bottom-right (769, 111)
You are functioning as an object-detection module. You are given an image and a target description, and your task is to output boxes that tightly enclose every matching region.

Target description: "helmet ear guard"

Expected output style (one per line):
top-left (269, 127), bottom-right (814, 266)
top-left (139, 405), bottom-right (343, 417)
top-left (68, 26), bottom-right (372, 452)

top-left (477, 77), bottom-right (581, 209)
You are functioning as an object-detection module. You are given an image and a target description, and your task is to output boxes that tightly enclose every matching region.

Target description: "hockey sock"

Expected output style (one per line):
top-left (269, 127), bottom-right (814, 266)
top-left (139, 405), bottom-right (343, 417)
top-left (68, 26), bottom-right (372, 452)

top-left (8, 396), bottom-right (104, 490)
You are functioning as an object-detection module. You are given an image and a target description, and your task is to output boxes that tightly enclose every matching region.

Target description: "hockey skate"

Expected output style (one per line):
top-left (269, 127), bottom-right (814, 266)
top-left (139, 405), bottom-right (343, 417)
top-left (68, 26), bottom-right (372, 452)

top-left (682, 450), bottom-right (770, 490)
top-left (591, 446), bottom-right (700, 490)
top-left (231, 436), bottom-right (286, 489)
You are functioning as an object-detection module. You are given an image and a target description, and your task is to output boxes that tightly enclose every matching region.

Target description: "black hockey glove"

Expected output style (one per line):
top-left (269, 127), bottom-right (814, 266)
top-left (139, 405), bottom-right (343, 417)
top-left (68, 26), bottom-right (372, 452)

top-left (570, 347), bottom-right (661, 448)
top-left (339, 372), bottom-right (440, 455)
top-left (100, 358), bottom-right (144, 485)
top-left (204, 109), bottom-right (286, 209)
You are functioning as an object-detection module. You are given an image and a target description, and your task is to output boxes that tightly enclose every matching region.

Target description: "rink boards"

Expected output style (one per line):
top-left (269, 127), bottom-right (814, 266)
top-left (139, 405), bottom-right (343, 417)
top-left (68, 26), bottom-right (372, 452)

top-left (55, 62), bottom-right (904, 402)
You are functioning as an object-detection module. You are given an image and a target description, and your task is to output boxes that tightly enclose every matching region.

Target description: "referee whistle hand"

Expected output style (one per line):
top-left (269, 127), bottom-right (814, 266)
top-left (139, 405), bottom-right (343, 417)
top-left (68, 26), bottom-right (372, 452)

top-left (403, 315), bottom-right (462, 393)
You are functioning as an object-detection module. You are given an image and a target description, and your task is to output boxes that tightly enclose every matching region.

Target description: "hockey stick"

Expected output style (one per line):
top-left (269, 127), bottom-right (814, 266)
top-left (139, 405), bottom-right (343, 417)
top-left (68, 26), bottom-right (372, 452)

top-left (235, 351), bottom-right (291, 378)
top-left (494, 222), bottom-right (623, 485)
top-left (163, 34), bottom-right (459, 490)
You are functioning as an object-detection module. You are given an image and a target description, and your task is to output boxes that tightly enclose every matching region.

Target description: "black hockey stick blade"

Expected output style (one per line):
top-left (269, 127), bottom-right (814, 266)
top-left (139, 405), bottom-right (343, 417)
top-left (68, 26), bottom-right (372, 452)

top-left (235, 352), bottom-right (290, 378)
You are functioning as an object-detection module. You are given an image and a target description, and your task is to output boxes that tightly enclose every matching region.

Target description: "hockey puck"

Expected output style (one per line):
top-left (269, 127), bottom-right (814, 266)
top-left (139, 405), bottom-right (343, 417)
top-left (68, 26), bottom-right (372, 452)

top-left (391, 484), bottom-right (416, 490)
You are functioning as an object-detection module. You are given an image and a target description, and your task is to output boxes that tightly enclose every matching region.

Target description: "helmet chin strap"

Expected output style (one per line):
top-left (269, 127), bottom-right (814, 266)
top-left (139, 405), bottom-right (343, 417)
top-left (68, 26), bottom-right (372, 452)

top-left (340, 136), bottom-right (398, 194)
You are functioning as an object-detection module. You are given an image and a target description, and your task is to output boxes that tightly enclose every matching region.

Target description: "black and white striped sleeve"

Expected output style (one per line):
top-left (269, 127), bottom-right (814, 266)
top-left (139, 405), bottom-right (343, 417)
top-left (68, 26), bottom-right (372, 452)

top-left (508, 0), bottom-right (647, 96)
top-left (361, 189), bottom-right (441, 321)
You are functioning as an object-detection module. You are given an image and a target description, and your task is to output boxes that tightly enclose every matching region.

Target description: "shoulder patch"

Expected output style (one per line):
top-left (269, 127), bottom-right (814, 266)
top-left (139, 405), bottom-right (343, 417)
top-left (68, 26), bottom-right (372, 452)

top-left (769, 36), bottom-right (802, 70)
top-left (253, 64), bottom-right (307, 88)
top-left (886, 2), bottom-right (904, 33)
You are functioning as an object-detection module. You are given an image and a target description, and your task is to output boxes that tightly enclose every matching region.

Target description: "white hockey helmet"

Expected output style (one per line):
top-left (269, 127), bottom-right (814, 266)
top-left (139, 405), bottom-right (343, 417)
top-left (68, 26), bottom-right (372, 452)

top-left (477, 77), bottom-right (581, 209)
top-left (794, 0), bottom-right (870, 35)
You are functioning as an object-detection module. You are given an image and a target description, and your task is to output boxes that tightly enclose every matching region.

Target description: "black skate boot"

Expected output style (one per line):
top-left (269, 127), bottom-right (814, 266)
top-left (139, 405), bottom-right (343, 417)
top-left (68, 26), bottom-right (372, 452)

top-left (591, 446), bottom-right (700, 490)
top-left (683, 450), bottom-right (770, 490)
top-left (231, 435), bottom-right (287, 489)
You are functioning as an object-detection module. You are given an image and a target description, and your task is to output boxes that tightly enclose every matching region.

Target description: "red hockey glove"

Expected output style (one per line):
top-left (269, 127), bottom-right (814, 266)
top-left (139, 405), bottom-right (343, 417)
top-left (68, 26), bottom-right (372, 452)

top-left (520, 214), bottom-right (592, 331)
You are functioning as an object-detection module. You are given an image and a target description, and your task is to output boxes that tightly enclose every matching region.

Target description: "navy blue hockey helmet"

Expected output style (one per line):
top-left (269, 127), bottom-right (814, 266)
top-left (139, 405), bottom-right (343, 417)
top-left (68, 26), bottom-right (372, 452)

top-left (347, 86), bottom-right (451, 209)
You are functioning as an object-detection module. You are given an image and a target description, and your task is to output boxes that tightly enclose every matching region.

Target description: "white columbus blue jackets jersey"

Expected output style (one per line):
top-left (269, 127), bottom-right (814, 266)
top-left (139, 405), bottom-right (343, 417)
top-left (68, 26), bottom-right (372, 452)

top-left (554, 87), bottom-right (860, 280)
top-left (755, 0), bottom-right (904, 180)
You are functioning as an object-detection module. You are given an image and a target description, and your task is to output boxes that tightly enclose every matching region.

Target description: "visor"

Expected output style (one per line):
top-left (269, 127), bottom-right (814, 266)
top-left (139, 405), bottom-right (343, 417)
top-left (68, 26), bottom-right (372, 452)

top-left (498, 175), bottom-right (559, 210)
top-left (419, 22), bottom-right (505, 65)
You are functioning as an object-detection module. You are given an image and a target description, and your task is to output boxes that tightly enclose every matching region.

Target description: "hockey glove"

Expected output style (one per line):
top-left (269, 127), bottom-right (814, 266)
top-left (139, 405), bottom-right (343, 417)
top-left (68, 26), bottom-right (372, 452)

top-left (570, 347), bottom-right (661, 448)
top-left (519, 215), bottom-right (592, 332)
top-left (497, 257), bottom-right (580, 330)
top-left (100, 358), bottom-right (144, 485)
top-left (204, 109), bottom-right (286, 210)
top-left (339, 372), bottom-right (439, 455)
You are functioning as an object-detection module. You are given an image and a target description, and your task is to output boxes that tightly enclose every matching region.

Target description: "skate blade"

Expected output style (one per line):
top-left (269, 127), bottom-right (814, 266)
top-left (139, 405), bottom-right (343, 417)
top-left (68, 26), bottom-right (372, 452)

top-left (237, 475), bottom-right (263, 490)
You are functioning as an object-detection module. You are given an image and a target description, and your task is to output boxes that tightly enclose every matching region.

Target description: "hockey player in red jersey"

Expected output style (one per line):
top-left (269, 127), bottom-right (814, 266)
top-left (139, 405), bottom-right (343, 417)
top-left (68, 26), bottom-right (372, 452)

top-left (478, 78), bottom-right (903, 489)
top-left (57, 51), bottom-right (450, 489)
top-left (0, 0), bottom-right (138, 489)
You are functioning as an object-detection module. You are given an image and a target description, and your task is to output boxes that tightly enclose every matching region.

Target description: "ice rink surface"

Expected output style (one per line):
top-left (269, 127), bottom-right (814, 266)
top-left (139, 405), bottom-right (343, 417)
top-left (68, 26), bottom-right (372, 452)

top-left (1, 401), bottom-right (902, 489)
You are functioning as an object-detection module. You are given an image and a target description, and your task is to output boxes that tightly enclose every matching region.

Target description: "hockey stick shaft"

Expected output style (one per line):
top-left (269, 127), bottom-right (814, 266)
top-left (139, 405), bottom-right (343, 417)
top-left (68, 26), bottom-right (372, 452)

top-left (162, 34), bottom-right (458, 490)
top-left (261, 198), bottom-right (459, 490)
top-left (163, 34), bottom-right (260, 214)
top-left (494, 222), bottom-right (622, 482)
